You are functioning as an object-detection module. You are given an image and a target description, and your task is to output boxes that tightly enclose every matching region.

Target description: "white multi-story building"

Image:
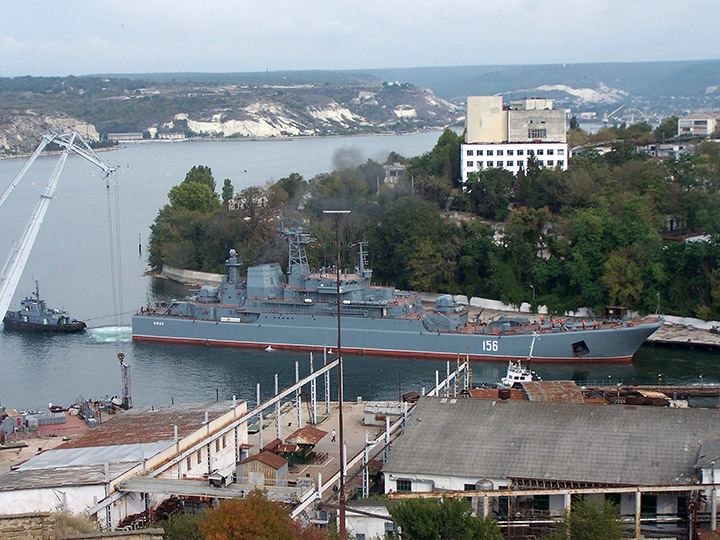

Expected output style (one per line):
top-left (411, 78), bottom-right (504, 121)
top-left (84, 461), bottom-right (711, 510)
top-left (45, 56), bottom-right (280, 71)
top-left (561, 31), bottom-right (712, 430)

top-left (678, 112), bottom-right (717, 137)
top-left (461, 96), bottom-right (568, 182)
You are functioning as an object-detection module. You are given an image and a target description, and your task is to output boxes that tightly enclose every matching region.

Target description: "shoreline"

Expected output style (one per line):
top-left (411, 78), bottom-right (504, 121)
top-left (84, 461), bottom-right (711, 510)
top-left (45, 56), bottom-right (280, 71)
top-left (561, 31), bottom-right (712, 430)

top-left (0, 126), bottom-right (453, 162)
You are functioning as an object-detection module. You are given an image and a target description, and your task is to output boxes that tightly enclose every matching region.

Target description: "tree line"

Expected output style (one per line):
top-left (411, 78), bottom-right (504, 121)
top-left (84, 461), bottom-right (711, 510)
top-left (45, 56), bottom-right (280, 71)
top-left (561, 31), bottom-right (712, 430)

top-left (148, 126), bottom-right (720, 320)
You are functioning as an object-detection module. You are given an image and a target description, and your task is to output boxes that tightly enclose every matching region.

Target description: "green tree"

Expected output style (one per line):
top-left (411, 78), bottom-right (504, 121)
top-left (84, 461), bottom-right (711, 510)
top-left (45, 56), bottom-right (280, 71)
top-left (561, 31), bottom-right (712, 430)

top-left (569, 116), bottom-right (579, 130)
top-left (168, 181), bottom-right (221, 212)
top-left (466, 168), bottom-right (514, 220)
top-left (222, 178), bottom-right (234, 205)
top-left (654, 116), bottom-right (678, 139)
top-left (161, 512), bottom-right (204, 540)
top-left (184, 165), bottom-right (217, 192)
top-left (389, 497), bottom-right (502, 540)
top-left (545, 499), bottom-right (626, 540)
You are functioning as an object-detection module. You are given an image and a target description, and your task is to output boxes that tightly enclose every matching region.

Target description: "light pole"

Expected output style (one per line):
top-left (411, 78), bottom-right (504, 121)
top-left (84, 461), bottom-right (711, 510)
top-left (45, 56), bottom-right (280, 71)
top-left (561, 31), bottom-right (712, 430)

top-left (530, 284), bottom-right (535, 304)
top-left (323, 209), bottom-right (350, 540)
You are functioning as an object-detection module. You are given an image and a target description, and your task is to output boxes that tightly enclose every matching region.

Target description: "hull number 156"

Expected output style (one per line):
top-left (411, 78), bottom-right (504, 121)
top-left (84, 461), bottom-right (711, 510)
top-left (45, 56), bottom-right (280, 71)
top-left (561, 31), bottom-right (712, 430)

top-left (482, 340), bottom-right (498, 352)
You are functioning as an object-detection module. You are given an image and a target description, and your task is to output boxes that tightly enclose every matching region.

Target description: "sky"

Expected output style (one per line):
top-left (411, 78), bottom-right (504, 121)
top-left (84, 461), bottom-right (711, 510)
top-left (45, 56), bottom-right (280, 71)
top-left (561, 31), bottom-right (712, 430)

top-left (1, 0), bottom-right (718, 77)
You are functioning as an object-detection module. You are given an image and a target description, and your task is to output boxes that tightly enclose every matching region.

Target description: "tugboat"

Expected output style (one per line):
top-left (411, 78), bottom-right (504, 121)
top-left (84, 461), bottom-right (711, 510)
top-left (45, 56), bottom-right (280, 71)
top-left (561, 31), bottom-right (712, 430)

top-left (3, 281), bottom-right (86, 333)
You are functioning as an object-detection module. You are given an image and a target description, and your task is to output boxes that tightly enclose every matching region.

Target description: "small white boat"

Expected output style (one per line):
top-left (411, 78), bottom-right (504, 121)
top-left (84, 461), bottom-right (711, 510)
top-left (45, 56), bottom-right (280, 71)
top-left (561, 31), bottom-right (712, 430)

top-left (498, 332), bottom-right (541, 388)
top-left (265, 345), bottom-right (275, 352)
top-left (498, 360), bottom-right (542, 388)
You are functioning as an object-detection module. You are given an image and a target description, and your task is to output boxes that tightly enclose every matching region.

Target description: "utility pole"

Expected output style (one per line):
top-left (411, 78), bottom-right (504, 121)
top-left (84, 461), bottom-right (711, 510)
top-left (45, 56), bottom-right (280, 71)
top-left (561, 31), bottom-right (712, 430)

top-left (323, 209), bottom-right (350, 540)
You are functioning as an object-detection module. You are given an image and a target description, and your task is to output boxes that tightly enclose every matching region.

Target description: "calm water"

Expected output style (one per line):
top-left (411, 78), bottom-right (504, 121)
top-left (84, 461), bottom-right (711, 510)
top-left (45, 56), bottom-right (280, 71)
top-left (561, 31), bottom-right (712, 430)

top-left (0, 133), bottom-right (717, 410)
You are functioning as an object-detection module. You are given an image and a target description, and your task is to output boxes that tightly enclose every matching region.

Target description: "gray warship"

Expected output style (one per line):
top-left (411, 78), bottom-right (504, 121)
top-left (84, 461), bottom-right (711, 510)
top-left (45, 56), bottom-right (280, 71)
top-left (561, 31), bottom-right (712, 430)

top-left (132, 224), bottom-right (661, 363)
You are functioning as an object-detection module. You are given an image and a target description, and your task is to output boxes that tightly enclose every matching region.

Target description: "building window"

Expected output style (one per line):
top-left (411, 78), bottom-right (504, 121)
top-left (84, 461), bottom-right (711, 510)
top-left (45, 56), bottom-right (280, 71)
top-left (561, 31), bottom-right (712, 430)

top-left (507, 161), bottom-right (514, 166)
top-left (528, 150), bottom-right (534, 156)
top-left (396, 480), bottom-right (412, 492)
top-left (533, 495), bottom-right (550, 512)
top-left (558, 160), bottom-right (564, 166)
top-left (528, 128), bottom-right (547, 139)
top-left (464, 484), bottom-right (477, 491)
top-left (467, 161), bottom-right (474, 167)
top-left (222, 435), bottom-right (227, 448)
top-left (487, 161), bottom-right (493, 167)
top-left (537, 149), bottom-right (544, 155)
top-left (558, 149), bottom-right (565, 155)
top-left (216, 439), bottom-right (220, 452)
top-left (477, 149), bottom-right (483, 156)
top-left (507, 149), bottom-right (514, 155)
top-left (517, 149), bottom-right (524, 156)
top-left (547, 160), bottom-right (554, 166)
top-left (497, 149), bottom-right (504, 156)
top-left (186, 457), bottom-right (192, 470)
top-left (467, 150), bottom-right (473, 156)
top-left (486, 149), bottom-right (494, 156)
top-left (497, 161), bottom-right (504, 167)
top-left (547, 149), bottom-right (554, 155)
top-left (196, 450), bottom-right (202, 466)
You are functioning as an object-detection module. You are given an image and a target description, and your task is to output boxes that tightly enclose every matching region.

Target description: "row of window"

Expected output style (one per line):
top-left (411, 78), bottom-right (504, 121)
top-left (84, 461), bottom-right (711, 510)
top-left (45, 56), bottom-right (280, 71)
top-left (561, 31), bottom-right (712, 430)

top-left (466, 148), bottom-right (564, 157)
top-left (466, 159), bottom-right (564, 168)
top-left (185, 434), bottom-right (230, 470)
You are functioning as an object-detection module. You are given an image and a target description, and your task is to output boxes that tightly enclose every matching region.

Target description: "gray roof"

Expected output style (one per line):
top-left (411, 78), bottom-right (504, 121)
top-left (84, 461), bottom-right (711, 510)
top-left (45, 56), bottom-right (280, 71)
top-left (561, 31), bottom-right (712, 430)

top-left (697, 437), bottom-right (720, 469)
top-left (0, 462), bottom-right (137, 491)
top-left (384, 397), bottom-right (720, 486)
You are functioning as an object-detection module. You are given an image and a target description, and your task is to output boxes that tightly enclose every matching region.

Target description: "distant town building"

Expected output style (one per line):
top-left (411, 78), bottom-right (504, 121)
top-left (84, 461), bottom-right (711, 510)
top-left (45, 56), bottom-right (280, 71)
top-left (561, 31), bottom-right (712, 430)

top-left (461, 96), bottom-right (568, 182)
top-left (678, 112), bottom-right (718, 137)
top-left (637, 142), bottom-right (691, 159)
top-left (157, 132), bottom-right (186, 141)
top-left (106, 132), bottom-right (144, 143)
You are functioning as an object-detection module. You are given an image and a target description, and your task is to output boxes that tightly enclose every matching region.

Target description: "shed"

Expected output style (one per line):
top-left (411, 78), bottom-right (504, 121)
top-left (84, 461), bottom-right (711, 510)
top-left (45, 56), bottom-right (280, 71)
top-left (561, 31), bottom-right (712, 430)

top-left (236, 451), bottom-right (289, 487)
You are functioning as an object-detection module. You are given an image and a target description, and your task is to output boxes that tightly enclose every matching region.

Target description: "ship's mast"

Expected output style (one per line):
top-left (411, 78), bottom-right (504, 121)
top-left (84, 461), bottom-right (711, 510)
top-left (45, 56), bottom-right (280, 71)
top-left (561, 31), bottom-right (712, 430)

top-left (281, 222), bottom-right (315, 288)
top-left (358, 241), bottom-right (372, 279)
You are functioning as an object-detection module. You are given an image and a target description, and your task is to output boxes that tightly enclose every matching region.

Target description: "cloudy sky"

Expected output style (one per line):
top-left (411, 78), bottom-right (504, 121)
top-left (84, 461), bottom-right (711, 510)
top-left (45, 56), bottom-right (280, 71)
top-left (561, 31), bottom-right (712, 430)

top-left (1, 0), bottom-right (717, 77)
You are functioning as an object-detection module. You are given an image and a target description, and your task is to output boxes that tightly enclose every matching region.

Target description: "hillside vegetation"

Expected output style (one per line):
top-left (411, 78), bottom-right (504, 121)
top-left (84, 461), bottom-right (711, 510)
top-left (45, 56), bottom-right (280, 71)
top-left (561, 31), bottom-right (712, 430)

top-left (148, 128), bottom-right (720, 320)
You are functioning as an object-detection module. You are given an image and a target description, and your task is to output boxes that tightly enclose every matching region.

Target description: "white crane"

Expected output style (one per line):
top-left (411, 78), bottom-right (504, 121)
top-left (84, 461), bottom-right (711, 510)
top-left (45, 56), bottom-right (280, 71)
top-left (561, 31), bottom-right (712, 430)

top-left (0, 131), bottom-right (118, 324)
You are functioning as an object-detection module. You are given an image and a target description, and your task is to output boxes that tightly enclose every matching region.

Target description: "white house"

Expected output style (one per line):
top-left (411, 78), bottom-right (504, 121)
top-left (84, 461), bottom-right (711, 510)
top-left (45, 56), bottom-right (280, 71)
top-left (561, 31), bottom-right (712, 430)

top-left (678, 112), bottom-right (717, 137)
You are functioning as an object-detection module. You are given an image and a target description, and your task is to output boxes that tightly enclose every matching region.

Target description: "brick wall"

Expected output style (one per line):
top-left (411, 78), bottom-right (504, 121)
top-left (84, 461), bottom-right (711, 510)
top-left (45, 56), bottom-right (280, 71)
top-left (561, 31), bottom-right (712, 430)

top-left (0, 512), bottom-right (55, 540)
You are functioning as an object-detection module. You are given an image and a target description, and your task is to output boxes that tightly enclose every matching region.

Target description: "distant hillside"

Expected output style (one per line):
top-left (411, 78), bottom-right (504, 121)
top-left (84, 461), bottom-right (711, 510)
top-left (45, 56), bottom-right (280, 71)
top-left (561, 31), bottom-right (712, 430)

top-left (0, 75), bottom-right (460, 156)
top-left (359, 60), bottom-right (720, 118)
top-left (99, 59), bottom-right (720, 120)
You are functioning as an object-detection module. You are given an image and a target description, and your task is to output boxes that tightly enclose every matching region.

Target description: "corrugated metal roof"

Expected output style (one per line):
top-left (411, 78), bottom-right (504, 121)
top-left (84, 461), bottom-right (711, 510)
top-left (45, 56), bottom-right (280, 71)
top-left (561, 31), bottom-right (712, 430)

top-left (384, 397), bottom-right (720, 486)
top-left (239, 451), bottom-right (288, 470)
top-left (17, 442), bottom-right (172, 471)
top-left (58, 400), bottom-right (242, 449)
top-left (522, 381), bottom-right (584, 403)
top-left (286, 426), bottom-right (327, 445)
top-left (0, 463), bottom-right (136, 491)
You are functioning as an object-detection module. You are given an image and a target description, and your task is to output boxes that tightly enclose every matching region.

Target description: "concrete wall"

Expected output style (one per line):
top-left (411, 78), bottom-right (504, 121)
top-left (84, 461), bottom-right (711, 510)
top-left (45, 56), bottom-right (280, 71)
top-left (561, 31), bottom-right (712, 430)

top-left (507, 110), bottom-right (566, 142)
top-left (0, 485), bottom-right (105, 521)
top-left (466, 96), bottom-right (506, 144)
top-left (159, 265), bottom-right (223, 286)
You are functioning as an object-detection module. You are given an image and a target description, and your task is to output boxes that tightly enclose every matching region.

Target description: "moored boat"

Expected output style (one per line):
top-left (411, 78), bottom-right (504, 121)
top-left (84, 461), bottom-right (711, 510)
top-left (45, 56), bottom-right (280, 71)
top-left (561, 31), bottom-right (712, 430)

top-left (131, 223), bottom-right (661, 363)
top-left (3, 281), bottom-right (86, 333)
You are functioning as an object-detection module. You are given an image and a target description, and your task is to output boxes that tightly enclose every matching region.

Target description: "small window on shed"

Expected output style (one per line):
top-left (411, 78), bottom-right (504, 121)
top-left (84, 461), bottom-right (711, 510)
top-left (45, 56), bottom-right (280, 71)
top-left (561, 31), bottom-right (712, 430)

top-left (396, 479), bottom-right (412, 492)
top-left (186, 456), bottom-right (191, 470)
top-left (196, 450), bottom-right (202, 466)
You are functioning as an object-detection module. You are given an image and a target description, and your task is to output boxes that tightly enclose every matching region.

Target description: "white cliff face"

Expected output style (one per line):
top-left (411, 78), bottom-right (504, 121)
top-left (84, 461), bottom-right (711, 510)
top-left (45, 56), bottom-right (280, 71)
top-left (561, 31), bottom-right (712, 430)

top-left (0, 111), bottom-right (99, 155)
top-left (306, 103), bottom-right (366, 126)
top-left (535, 83), bottom-right (628, 104)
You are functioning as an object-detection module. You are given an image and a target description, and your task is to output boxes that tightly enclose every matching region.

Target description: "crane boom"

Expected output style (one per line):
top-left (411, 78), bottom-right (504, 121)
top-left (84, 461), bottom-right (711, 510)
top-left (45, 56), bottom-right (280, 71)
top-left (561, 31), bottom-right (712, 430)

top-left (0, 131), bottom-right (118, 324)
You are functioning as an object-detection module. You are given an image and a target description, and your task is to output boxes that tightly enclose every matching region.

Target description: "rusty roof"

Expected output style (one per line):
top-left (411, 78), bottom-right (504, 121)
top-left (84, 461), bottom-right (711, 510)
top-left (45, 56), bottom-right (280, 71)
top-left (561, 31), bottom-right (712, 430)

top-left (467, 388), bottom-right (525, 400)
top-left (285, 426), bottom-right (327, 445)
top-left (239, 451), bottom-right (288, 470)
top-left (57, 400), bottom-right (244, 449)
top-left (521, 381), bottom-right (584, 403)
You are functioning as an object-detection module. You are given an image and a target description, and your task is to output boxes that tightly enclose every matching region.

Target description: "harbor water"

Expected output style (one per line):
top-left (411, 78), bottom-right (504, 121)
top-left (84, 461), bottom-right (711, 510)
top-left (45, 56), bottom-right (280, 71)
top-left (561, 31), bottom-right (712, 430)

top-left (0, 133), bottom-right (717, 410)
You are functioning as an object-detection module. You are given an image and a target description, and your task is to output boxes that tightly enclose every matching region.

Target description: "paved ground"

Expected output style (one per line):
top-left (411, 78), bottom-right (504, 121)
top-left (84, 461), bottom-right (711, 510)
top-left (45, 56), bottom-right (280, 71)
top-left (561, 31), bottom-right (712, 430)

top-left (247, 398), bottom-right (394, 500)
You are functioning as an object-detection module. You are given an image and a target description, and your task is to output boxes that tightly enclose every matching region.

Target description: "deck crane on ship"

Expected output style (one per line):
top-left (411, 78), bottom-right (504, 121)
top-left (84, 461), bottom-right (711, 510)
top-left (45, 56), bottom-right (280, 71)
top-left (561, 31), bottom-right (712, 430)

top-left (0, 132), bottom-right (119, 326)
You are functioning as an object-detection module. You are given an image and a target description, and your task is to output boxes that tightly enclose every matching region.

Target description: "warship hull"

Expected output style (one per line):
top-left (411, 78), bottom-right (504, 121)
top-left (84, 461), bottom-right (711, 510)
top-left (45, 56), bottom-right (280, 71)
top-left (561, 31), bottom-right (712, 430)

top-left (132, 311), bottom-right (660, 363)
